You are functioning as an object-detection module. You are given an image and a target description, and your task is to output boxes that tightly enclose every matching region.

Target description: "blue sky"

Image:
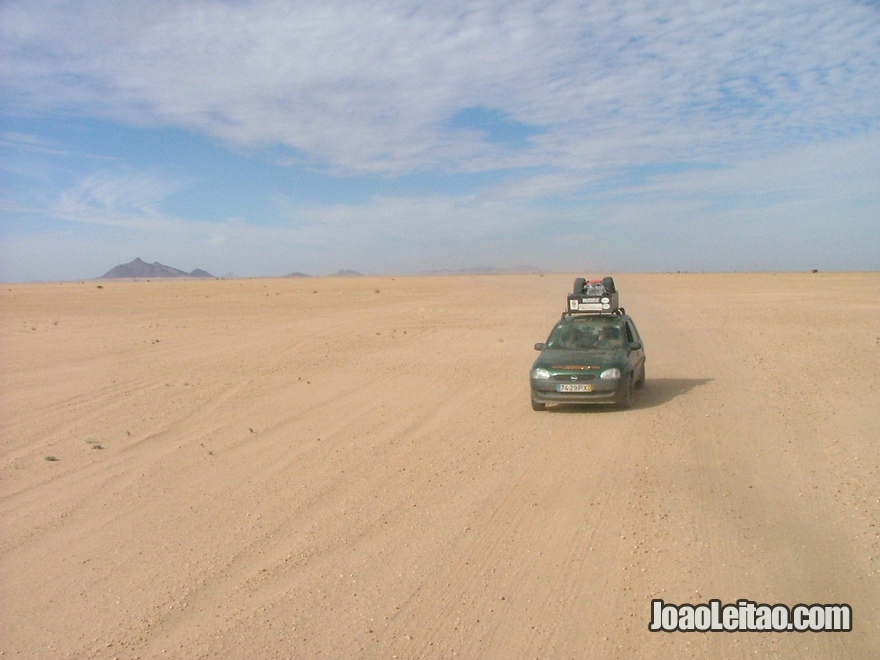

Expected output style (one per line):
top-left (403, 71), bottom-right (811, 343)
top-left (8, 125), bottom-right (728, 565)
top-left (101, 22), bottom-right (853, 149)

top-left (1, 0), bottom-right (878, 281)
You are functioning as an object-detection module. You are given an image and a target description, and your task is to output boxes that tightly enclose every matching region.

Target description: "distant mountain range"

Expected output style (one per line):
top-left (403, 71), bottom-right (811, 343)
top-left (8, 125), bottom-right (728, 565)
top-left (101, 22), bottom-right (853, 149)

top-left (417, 265), bottom-right (540, 275)
top-left (99, 258), bottom-right (215, 279)
top-left (97, 260), bottom-right (539, 280)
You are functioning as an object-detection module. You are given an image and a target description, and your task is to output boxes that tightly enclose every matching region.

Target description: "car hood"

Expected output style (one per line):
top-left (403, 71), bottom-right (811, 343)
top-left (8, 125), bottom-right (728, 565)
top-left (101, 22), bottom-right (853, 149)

top-left (533, 348), bottom-right (624, 370)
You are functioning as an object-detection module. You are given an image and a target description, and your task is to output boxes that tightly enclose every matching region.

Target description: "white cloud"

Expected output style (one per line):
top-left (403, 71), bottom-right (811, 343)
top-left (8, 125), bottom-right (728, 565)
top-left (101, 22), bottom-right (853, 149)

top-left (1, 1), bottom-right (878, 280)
top-left (51, 171), bottom-right (193, 230)
top-left (3, 0), bottom-right (878, 174)
top-left (0, 131), bottom-right (68, 155)
top-left (3, 128), bottom-right (877, 282)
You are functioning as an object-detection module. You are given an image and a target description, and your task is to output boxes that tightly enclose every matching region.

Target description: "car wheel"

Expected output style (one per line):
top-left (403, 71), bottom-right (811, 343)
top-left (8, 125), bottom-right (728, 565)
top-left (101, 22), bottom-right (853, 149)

top-left (573, 277), bottom-right (586, 294)
top-left (634, 364), bottom-right (646, 389)
top-left (618, 375), bottom-right (634, 409)
top-left (602, 276), bottom-right (616, 293)
top-left (531, 394), bottom-right (546, 411)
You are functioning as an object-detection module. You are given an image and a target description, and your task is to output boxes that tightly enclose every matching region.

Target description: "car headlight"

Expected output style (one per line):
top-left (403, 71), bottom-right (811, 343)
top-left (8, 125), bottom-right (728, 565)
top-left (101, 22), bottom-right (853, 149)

top-left (532, 368), bottom-right (551, 380)
top-left (599, 367), bottom-right (621, 380)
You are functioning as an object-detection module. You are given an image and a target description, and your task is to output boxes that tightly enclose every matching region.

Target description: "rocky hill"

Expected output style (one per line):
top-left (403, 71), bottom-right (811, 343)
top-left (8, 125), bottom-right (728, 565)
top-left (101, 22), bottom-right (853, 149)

top-left (99, 258), bottom-right (215, 279)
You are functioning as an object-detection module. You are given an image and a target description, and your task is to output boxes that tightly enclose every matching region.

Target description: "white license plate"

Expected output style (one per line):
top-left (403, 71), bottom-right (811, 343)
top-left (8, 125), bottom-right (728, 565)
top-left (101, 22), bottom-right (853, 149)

top-left (557, 383), bottom-right (592, 393)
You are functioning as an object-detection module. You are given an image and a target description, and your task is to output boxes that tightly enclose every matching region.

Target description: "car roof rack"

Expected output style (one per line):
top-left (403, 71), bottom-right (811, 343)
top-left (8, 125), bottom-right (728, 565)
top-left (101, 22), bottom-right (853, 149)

top-left (562, 307), bottom-right (626, 319)
top-left (563, 276), bottom-right (622, 317)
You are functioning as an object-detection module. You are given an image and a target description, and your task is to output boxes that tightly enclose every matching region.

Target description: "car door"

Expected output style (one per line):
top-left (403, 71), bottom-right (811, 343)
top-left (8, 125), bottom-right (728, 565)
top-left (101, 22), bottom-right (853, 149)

top-left (623, 318), bottom-right (645, 378)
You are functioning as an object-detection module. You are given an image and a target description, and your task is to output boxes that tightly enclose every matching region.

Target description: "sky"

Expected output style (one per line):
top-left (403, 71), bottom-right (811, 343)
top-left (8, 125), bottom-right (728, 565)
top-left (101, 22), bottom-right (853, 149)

top-left (1, 0), bottom-right (879, 281)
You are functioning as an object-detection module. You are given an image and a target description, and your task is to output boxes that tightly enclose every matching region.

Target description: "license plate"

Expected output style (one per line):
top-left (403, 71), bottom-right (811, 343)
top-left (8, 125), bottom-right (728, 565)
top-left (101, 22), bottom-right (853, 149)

top-left (557, 383), bottom-right (592, 393)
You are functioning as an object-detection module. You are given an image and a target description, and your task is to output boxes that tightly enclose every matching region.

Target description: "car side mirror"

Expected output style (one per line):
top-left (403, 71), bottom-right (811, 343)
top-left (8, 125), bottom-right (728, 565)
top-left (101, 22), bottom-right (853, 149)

top-left (534, 343), bottom-right (545, 351)
top-left (629, 341), bottom-right (642, 351)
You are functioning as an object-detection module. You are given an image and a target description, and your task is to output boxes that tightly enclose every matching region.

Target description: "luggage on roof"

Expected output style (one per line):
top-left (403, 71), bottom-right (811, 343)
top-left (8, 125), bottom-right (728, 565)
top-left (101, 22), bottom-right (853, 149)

top-left (565, 276), bottom-right (621, 316)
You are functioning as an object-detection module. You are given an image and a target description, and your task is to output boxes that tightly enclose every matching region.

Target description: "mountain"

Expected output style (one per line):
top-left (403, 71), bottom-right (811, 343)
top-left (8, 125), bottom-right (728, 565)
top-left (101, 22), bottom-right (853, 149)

top-left (332, 269), bottom-right (362, 277)
top-left (99, 258), bottom-right (215, 279)
top-left (417, 265), bottom-right (541, 275)
top-left (285, 272), bottom-right (311, 278)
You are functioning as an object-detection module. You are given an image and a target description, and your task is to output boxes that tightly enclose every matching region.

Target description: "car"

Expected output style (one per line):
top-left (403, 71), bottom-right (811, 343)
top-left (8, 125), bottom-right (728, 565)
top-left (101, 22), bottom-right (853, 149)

top-left (529, 280), bottom-right (645, 411)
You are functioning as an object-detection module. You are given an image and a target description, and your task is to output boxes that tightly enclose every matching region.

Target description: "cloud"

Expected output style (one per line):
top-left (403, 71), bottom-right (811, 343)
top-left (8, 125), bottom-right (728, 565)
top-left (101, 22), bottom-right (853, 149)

top-left (1, 1), bottom-right (877, 280)
top-left (51, 170), bottom-right (193, 230)
top-left (0, 131), bottom-right (68, 156)
top-left (3, 128), bottom-right (877, 282)
top-left (3, 0), bottom-right (878, 175)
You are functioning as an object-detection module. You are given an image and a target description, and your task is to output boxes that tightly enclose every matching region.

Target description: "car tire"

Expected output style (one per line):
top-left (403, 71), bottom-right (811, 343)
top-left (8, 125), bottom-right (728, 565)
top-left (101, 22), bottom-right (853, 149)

top-left (531, 394), bottom-right (546, 411)
top-left (634, 364), bottom-right (646, 389)
top-left (618, 375), bottom-right (634, 409)
top-left (602, 276), bottom-right (616, 293)
top-left (573, 277), bottom-right (586, 294)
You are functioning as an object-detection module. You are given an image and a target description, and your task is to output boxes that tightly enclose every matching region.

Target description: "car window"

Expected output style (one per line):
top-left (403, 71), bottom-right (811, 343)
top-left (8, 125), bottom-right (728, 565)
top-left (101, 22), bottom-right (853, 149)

top-left (624, 319), bottom-right (642, 345)
top-left (546, 319), bottom-right (625, 349)
top-left (547, 324), bottom-right (597, 349)
top-left (595, 325), bottom-right (624, 348)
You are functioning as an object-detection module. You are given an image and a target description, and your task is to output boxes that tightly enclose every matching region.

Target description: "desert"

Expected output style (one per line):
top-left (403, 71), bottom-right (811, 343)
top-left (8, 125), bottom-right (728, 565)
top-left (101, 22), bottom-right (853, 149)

top-left (1, 272), bottom-right (878, 658)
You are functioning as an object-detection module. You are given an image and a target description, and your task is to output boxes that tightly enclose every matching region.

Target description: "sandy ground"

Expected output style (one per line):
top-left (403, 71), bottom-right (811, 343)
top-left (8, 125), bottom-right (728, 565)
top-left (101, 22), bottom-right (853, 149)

top-left (1, 272), bottom-right (878, 658)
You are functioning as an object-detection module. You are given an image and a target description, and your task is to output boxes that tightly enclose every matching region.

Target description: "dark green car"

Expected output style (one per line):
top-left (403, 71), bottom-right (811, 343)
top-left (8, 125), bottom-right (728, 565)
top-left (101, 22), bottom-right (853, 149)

top-left (530, 313), bottom-right (646, 410)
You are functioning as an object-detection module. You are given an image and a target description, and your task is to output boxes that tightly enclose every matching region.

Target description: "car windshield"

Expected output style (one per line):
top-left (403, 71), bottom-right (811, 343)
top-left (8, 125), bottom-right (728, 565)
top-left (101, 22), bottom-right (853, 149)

top-left (545, 318), bottom-right (625, 350)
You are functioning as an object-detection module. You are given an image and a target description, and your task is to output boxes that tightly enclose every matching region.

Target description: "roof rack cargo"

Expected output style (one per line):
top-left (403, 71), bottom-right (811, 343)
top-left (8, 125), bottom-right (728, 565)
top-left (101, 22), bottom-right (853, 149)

top-left (564, 276), bottom-right (620, 316)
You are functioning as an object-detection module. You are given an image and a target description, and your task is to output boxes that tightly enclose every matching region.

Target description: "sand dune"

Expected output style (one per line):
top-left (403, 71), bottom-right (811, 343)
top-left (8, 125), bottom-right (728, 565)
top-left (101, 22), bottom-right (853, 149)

top-left (2, 273), bottom-right (878, 657)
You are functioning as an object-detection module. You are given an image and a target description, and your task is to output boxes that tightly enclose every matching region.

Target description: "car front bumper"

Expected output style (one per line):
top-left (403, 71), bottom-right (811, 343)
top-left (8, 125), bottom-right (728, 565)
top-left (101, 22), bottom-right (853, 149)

top-left (530, 379), bottom-right (624, 405)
